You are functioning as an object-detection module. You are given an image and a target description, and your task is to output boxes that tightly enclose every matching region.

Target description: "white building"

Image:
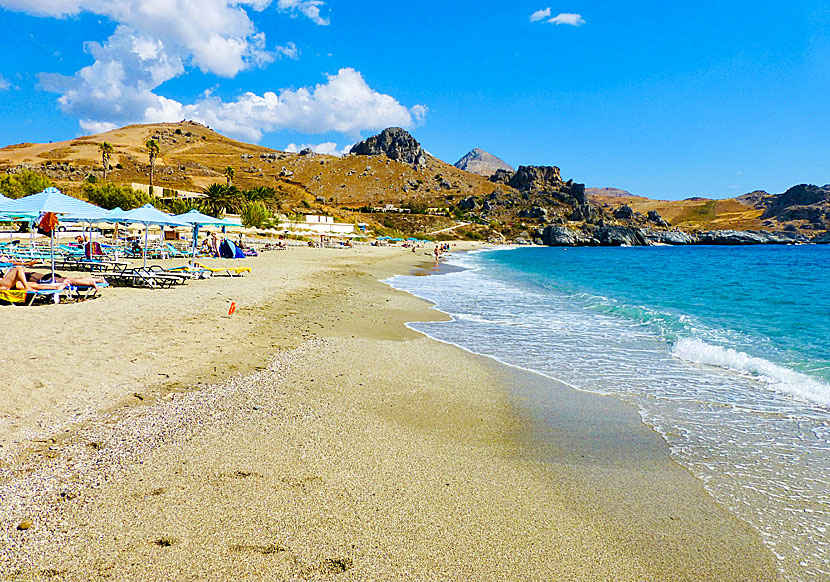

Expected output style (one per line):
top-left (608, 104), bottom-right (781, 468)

top-left (278, 214), bottom-right (355, 235)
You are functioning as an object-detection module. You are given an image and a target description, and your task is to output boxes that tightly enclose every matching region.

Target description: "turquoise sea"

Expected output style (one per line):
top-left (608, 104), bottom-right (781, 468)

top-left (388, 245), bottom-right (830, 582)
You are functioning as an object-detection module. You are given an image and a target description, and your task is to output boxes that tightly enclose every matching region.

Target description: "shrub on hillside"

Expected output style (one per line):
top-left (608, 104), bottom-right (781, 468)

top-left (0, 169), bottom-right (53, 199)
top-left (241, 201), bottom-right (278, 229)
top-left (81, 182), bottom-right (154, 210)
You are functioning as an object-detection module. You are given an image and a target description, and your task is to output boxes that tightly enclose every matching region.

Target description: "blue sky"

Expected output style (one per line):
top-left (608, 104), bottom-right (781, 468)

top-left (0, 1), bottom-right (828, 200)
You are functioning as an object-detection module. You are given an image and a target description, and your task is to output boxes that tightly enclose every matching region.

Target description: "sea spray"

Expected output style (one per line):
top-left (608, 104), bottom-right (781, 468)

top-left (672, 338), bottom-right (830, 408)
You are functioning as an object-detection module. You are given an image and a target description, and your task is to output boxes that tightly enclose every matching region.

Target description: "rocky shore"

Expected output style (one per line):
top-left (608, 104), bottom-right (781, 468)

top-left (534, 224), bottom-right (824, 247)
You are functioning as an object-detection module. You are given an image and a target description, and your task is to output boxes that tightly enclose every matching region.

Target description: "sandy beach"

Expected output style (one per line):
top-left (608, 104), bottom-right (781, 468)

top-left (1, 245), bottom-right (780, 581)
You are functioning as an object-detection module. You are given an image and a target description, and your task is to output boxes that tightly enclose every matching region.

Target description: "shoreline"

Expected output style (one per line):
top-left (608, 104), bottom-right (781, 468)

top-left (2, 245), bottom-right (779, 580)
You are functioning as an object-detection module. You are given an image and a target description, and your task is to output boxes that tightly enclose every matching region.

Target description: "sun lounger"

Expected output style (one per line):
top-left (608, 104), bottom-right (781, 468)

top-left (194, 263), bottom-right (251, 277)
top-left (0, 288), bottom-right (63, 306)
top-left (167, 265), bottom-right (213, 279)
top-left (108, 267), bottom-right (187, 289)
top-left (68, 281), bottom-right (110, 301)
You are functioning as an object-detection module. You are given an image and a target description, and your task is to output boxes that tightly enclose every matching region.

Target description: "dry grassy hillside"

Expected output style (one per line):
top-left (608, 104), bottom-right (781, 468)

top-left (0, 121), bottom-right (504, 212)
top-left (590, 195), bottom-right (765, 231)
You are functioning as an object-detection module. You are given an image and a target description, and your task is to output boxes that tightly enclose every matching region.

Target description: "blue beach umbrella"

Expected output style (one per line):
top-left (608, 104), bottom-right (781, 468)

top-left (172, 209), bottom-right (237, 266)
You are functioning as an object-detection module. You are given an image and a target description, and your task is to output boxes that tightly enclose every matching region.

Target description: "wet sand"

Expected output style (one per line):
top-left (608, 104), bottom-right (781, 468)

top-left (0, 245), bottom-right (780, 580)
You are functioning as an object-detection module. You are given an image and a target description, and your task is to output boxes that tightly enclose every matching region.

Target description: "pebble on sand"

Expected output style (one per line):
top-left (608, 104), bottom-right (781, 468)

top-left (17, 519), bottom-right (32, 530)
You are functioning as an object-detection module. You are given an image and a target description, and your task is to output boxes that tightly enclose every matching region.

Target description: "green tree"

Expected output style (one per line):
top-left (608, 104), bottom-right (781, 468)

top-left (145, 139), bottom-right (159, 193)
top-left (0, 169), bottom-right (53, 199)
top-left (201, 183), bottom-right (244, 215)
top-left (244, 185), bottom-right (279, 208)
top-left (81, 182), bottom-right (154, 210)
top-left (224, 166), bottom-right (235, 187)
top-left (99, 142), bottom-right (114, 182)
top-left (241, 201), bottom-right (275, 229)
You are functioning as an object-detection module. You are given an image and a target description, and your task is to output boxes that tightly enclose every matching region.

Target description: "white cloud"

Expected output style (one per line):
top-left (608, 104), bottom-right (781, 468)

top-left (284, 142), bottom-right (341, 155)
top-left (548, 13), bottom-right (585, 26)
top-left (0, 75), bottom-right (10, 90)
top-left (530, 8), bottom-right (550, 22)
top-left (1, 0), bottom-right (277, 76)
top-left (79, 119), bottom-right (118, 134)
top-left (44, 64), bottom-right (425, 142)
top-left (275, 41), bottom-right (299, 60)
top-left (530, 8), bottom-right (585, 27)
top-left (5, 0), bottom-right (421, 143)
top-left (276, 0), bottom-right (329, 25)
top-left (179, 68), bottom-right (426, 142)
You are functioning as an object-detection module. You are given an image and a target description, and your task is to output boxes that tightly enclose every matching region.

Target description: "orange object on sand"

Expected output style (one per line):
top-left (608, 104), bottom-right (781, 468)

top-left (228, 301), bottom-right (237, 316)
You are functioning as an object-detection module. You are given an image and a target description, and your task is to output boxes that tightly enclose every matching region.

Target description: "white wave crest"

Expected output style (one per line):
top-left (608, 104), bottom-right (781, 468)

top-left (672, 338), bottom-right (830, 408)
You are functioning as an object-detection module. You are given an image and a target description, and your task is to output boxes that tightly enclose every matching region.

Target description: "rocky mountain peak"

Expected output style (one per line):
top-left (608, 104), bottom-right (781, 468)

top-left (349, 127), bottom-right (427, 168)
top-left (454, 148), bottom-right (514, 177)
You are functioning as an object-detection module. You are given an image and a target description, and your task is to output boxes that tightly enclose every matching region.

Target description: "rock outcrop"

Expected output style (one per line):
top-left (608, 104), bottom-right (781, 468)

top-left (760, 184), bottom-right (830, 229)
top-left (350, 127), bottom-right (427, 167)
top-left (593, 226), bottom-right (648, 246)
top-left (585, 187), bottom-right (637, 198)
top-left (647, 210), bottom-right (669, 227)
top-left (642, 229), bottom-right (695, 245)
top-left (454, 148), bottom-right (514, 177)
top-left (540, 226), bottom-right (591, 246)
top-left (508, 165), bottom-right (564, 193)
top-left (457, 196), bottom-right (477, 210)
top-left (489, 169), bottom-right (515, 184)
top-left (538, 226), bottom-right (808, 247)
top-left (613, 204), bottom-right (634, 220)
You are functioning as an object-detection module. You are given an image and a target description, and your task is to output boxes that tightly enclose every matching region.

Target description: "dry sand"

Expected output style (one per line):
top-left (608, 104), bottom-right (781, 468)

top-left (0, 245), bottom-right (780, 580)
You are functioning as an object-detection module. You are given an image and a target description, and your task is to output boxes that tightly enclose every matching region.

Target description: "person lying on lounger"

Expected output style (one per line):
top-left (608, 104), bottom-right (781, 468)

top-left (27, 272), bottom-right (107, 290)
top-left (0, 266), bottom-right (67, 291)
top-left (0, 255), bottom-right (37, 267)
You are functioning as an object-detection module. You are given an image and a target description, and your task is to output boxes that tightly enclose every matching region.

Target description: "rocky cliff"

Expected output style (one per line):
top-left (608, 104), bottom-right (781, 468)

top-left (760, 184), bottom-right (830, 230)
top-left (454, 148), bottom-right (514, 177)
top-left (349, 127), bottom-right (427, 168)
top-left (536, 224), bottom-right (817, 247)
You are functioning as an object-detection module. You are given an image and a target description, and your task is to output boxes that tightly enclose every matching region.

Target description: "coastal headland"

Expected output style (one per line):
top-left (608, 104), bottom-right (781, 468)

top-left (1, 246), bottom-right (780, 580)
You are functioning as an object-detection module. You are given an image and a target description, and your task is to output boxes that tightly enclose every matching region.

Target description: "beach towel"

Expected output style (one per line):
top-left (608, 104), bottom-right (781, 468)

top-left (0, 289), bottom-right (25, 304)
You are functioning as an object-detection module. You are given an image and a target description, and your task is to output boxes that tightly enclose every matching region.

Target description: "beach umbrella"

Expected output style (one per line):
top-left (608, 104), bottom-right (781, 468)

top-left (118, 204), bottom-right (189, 267)
top-left (2, 187), bottom-right (108, 277)
top-left (173, 209), bottom-right (237, 266)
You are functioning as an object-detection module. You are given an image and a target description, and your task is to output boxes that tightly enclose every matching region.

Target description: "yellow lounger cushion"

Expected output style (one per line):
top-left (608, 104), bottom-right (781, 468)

top-left (0, 289), bottom-right (26, 304)
top-left (195, 263), bottom-right (251, 276)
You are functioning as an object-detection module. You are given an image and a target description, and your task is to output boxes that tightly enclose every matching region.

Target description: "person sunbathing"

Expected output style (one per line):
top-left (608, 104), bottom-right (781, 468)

top-left (0, 266), bottom-right (67, 291)
top-left (27, 272), bottom-right (107, 290)
top-left (0, 255), bottom-right (37, 267)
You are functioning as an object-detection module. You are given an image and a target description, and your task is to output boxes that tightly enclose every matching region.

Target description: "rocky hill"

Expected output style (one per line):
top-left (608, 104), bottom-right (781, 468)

top-left (0, 122), bottom-right (826, 243)
top-left (585, 187), bottom-right (637, 198)
top-left (454, 148), bottom-right (514, 177)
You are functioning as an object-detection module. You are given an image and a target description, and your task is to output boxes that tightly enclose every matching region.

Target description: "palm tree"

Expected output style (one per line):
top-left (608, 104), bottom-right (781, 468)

top-left (245, 185), bottom-right (279, 208)
top-left (202, 183), bottom-right (244, 215)
top-left (224, 166), bottom-right (235, 187)
top-left (146, 139), bottom-right (159, 194)
top-left (99, 142), bottom-right (114, 182)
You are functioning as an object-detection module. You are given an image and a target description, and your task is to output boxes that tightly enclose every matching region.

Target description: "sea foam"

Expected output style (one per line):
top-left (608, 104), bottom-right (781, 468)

top-left (672, 338), bottom-right (830, 409)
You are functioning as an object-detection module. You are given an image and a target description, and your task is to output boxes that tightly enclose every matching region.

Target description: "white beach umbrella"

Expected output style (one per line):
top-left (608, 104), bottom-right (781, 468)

top-left (117, 204), bottom-right (189, 267)
top-left (2, 187), bottom-right (108, 277)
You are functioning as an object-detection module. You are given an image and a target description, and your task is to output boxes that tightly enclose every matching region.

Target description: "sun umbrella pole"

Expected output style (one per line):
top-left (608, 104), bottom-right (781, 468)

top-left (191, 224), bottom-right (199, 268)
top-left (143, 225), bottom-right (149, 268)
top-left (50, 227), bottom-right (55, 280)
